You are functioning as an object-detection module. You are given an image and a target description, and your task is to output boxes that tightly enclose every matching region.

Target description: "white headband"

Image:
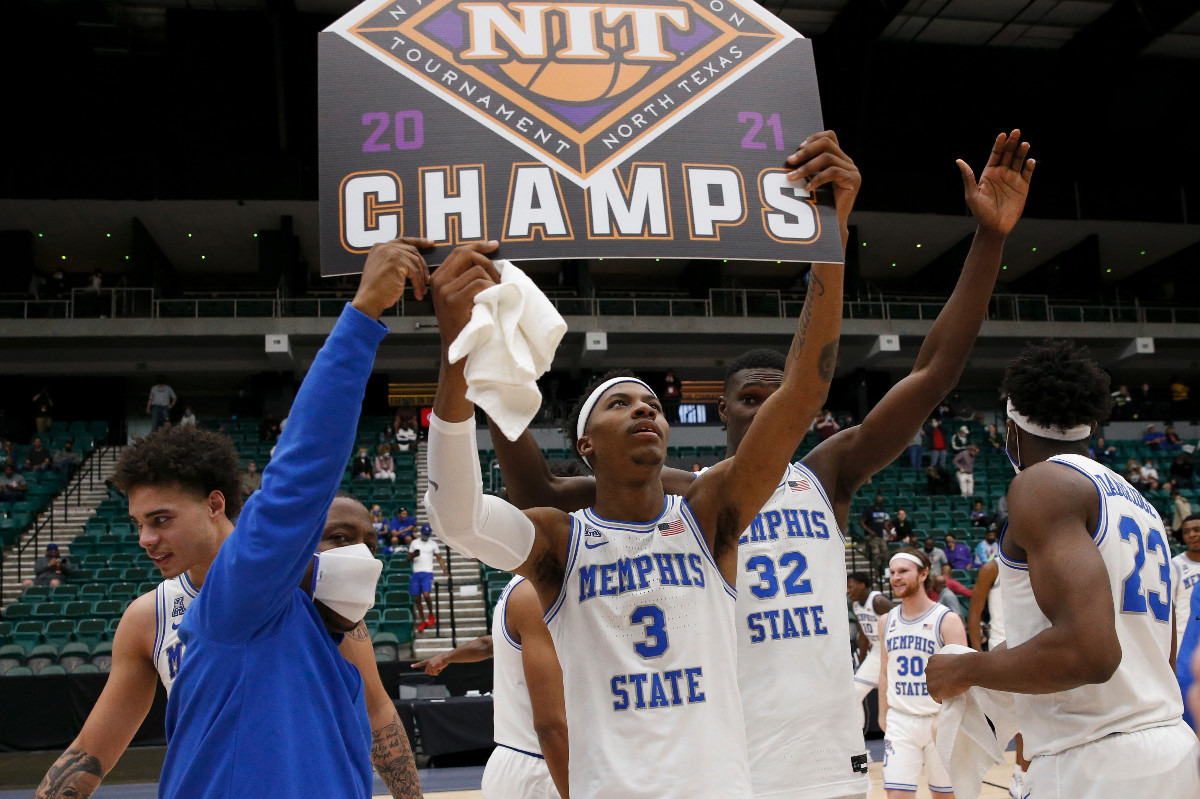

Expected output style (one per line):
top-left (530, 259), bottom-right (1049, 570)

top-left (575, 378), bottom-right (657, 469)
top-left (1006, 399), bottom-right (1091, 442)
top-left (890, 552), bottom-right (927, 570)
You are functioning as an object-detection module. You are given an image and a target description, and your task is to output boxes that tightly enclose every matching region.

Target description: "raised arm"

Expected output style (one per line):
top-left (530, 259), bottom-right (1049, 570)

top-left (35, 597), bottom-right (159, 799)
top-left (195, 238), bottom-right (429, 638)
top-left (508, 580), bottom-right (570, 798)
top-left (804, 130), bottom-right (1035, 516)
top-left (927, 464), bottom-right (1119, 700)
top-left (411, 634), bottom-right (494, 675)
top-left (687, 131), bottom-right (854, 556)
top-left (425, 245), bottom-right (572, 602)
top-left (966, 559), bottom-right (999, 650)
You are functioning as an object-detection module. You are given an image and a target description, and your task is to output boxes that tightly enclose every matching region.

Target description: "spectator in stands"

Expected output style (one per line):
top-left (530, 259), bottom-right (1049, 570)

top-left (351, 447), bottom-right (373, 480)
top-left (0, 465), bottom-right (28, 501)
top-left (925, 464), bottom-right (956, 495)
top-left (369, 504), bottom-right (389, 541)
top-left (935, 398), bottom-right (954, 420)
top-left (390, 507), bottom-right (416, 543)
top-left (1141, 458), bottom-right (1162, 490)
top-left (1111, 384), bottom-right (1133, 420)
top-left (1165, 425), bottom-right (1184, 450)
top-left (860, 494), bottom-right (890, 538)
top-left (147, 376), bottom-right (176, 432)
top-left (951, 425), bottom-right (971, 454)
top-left (814, 409), bottom-right (841, 441)
top-left (907, 427), bottom-right (924, 469)
top-left (53, 440), bottom-right (79, 481)
top-left (984, 423), bottom-right (1003, 456)
top-left (1171, 453), bottom-right (1195, 489)
top-left (950, 392), bottom-right (977, 422)
top-left (1092, 436), bottom-right (1118, 465)
top-left (380, 424), bottom-right (397, 445)
top-left (31, 387), bottom-right (53, 433)
top-left (953, 443), bottom-right (978, 496)
top-left (21, 542), bottom-right (73, 588)
top-left (50, 267), bottom-right (67, 300)
top-left (969, 499), bottom-right (989, 528)
top-left (395, 420), bottom-right (417, 453)
top-left (0, 440), bottom-right (11, 470)
top-left (892, 508), bottom-right (914, 542)
top-left (24, 437), bottom-right (53, 472)
top-left (932, 574), bottom-right (964, 616)
top-left (993, 497), bottom-right (1008, 527)
top-left (944, 533), bottom-right (973, 572)
top-left (409, 525), bottom-right (448, 632)
top-left (1171, 377), bottom-right (1190, 419)
top-left (1144, 424), bottom-right (1167, 450)
top-left (373, 444), bottom-right (396, 481)
top-left (923, 537), bottom-right (949, 576)
top-left (662, 370), bottom-right (681, 423)
top-left (1136, 382), bottom-right (1154, 419)
top-left (179, 406), bottom-right (198, 427)
top-left (1126, 458), bottom-right (1152, 491)
top-left (240, 460), bottom-right (261, 500)
top-left (1171, 487), bottom-right (1194, 534)
top-left (259, 412), bottom-right (281, 443)
top-left (927, 419), bottom-right (948, 467)
top-left (974, 528), bottom-right (1000, 566)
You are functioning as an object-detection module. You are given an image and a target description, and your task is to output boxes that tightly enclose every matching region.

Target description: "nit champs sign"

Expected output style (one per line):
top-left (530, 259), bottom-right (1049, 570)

top-left (319, 0), bottom-right (841, 273)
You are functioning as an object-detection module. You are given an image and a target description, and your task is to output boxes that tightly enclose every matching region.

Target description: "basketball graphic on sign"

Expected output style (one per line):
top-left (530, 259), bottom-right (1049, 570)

top-left (495, 24), bottom-right (652, 103)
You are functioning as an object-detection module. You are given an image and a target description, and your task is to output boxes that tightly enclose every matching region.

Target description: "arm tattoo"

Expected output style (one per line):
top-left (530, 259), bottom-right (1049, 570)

top-left (372, 715), bottom-right (422, 799)
top-left (787, 296), bottom-right (814, 363)
top-left (35, 747), bottom-right (104, 799)
top-left (347, 621), bottom-right (371, 641)
top-left (817, 340), bottom-right (838, 383)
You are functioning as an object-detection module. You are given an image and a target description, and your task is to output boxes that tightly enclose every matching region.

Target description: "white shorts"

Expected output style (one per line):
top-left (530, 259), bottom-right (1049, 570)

top-left (882, 710), bottom-right (952, 795)
top-left (1026, 720), bottom-right (1200, 799)
top-left (481, 744), bottom-right (561, 799)
top-left (854, 646), bottom-right (881, 702)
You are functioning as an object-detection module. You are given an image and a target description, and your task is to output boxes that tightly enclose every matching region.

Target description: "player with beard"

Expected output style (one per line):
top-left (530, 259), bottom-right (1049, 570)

top-left (878, 548), bottom-right (965, 798)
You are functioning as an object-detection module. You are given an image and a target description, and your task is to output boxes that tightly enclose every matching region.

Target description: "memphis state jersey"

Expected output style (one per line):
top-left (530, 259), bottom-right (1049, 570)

top-left (999, 453), bottom-right (1183, 758)
top-left (852, 590), bottom-right (885, 646)
top-left (153, 573), bottom-right (199, 694)
top-left (1171, 553), bottom-right (1200, 652)
top-left (491, 575), bottom-right (541, 757)
top-left (882, 603), bottom-right (951, 716)
top-left (545, 495), bottom-right (752, 799)
top-left (739, 462), bottom-right (869, 798)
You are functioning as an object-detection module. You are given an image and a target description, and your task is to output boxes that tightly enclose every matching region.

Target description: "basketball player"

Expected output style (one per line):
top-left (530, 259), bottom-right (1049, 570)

top-left (488, 130), bottom-right (1032, 799)
top-left (34, 440), bottom-right (421, 798)
top-left (424, 135), bottom-right (848, 797)
top-left (413, 577), bottom-right (568, 798)
top-left (878, 549), bottom-right (965, 798)
top-left (849, 571), bottom-right (895, 707)
top-left (1172, 514), bottom-right (1200, 653)
top-left (926, 340), bottom-right (1200, 796)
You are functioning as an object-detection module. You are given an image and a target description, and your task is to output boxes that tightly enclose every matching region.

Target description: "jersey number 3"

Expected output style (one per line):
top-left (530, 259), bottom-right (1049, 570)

top-left (1119, 515), bottom-right (1171, 623)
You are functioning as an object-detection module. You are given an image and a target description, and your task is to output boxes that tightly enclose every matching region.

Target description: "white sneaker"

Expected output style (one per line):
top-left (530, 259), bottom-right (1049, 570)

top-left (1009, 768), bottom-right (1027, 798)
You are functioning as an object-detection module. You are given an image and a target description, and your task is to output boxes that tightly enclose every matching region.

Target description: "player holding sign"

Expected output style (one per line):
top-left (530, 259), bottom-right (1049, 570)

top-left (878, 549), bottom-right (966, 798)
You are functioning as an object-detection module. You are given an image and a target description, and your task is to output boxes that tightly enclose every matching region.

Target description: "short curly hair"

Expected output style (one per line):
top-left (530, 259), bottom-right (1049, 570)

top-left (1002, 339), bottom-right (1112, 436)
top-left (112, 425), bottom-right (244, 519)
top-left (724, 348), bottom-right (785, 393)
top-left (565, 369), bottom-right (638, 463)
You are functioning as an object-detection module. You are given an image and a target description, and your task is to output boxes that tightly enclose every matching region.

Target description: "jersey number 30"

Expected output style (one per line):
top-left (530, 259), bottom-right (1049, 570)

top-left (1119, 515), bottom-right (1171, 623)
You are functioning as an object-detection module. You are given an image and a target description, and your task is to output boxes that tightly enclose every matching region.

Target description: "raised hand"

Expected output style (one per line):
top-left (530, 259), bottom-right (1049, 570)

top-left (352, 236), bottom-right (434, 320)
top-left (958, 130), bottom-right (1035, 237)
top-left (429, 241), bottom-right (501, 346)
top-left (785, 130), bottom-right (861, 238)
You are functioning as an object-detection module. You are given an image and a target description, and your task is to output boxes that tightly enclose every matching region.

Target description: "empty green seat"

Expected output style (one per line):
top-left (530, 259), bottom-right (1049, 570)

top-left (74, 619), bottom-right (108, 646)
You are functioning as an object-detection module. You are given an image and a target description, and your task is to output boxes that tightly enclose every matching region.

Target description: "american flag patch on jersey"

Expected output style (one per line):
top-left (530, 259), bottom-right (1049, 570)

top-left (923, 623), bottom-right (934, 630)
top-left (658, 520), bottom-right (684, 536)
top-left (787, 478), bottom-right (812, 491)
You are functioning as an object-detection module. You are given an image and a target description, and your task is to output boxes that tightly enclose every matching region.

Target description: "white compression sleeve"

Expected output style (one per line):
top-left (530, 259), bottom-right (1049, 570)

top-left (424, 413), bottom-right (535, 572)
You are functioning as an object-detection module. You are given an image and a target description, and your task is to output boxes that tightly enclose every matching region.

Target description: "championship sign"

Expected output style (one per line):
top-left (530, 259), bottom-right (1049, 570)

top-left (319, 0), bottom-right (841, 273)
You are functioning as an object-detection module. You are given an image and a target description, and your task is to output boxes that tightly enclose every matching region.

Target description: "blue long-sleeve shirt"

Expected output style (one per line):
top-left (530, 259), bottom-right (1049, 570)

top-left (1179, 583), bottom-right (1200, 730)
top-left (160, 305), bottom-right (387, 799)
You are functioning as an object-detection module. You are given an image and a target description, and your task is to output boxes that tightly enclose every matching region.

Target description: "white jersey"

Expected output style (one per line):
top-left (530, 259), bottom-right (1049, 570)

top-left (882, 603), bottom-right (952, 717)
top-left (491, 576), bottom-right (541, 756)
top-left (545, 495), bottom-right (752, 799)
top-left (152, 573), bottom-right (199, 695)
top-left (1171, 553), bottom-right (1200, 651)
top-left (853, 590), bottom-right (885, 646)
top-left (999, 454), bottom-right (1183, 758)
top-left (986, 579), bottom-right (1005, 647)
top-left (739, 461), bottom-right (869, 798)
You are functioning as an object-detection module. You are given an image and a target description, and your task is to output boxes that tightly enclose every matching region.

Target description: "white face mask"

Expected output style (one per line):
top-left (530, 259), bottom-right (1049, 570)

top-left (310, 543), bottom-right (382, 624)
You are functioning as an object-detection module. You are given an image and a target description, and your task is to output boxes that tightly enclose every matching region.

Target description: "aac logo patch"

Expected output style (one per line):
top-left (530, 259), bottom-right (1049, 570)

top-left (340, 0), bottom-right (787, 184)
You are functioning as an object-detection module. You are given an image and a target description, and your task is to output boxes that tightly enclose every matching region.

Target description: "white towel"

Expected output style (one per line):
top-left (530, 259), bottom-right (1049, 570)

top-left (935, 644), bottom-right (1022, 799)
top-left (446, 259), bottom-right (567, 442)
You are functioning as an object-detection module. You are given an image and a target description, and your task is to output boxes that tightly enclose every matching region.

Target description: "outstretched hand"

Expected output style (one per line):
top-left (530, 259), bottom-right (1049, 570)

top-left (959, 130), bottom-right (1035, 237)
top-left (411, 653), bottom-right (449, 676)
top-left (352, 236), bottom-right (434, 320)
top-left (786, 130), bottom-right (861, 237)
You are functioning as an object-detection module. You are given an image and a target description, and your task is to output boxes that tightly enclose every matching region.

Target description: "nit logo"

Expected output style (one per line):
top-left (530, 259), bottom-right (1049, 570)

top-left (336, 0), bottom-right (792, 185)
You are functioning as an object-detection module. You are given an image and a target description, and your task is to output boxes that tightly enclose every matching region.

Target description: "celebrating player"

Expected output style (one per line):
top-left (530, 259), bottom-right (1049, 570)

top-left (849, 571), bottom-right (895, 707)
top-left (487, 129), bottom-right (1032, 799)
top-left (927, 340), bottom-right (1200, 797)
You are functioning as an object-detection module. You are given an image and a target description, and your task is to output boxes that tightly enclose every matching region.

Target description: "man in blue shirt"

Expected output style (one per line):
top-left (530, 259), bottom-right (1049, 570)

top-left (389, 507), bottom-right (416, 543)
top-left (118, 238), bottom-right (432, 799)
